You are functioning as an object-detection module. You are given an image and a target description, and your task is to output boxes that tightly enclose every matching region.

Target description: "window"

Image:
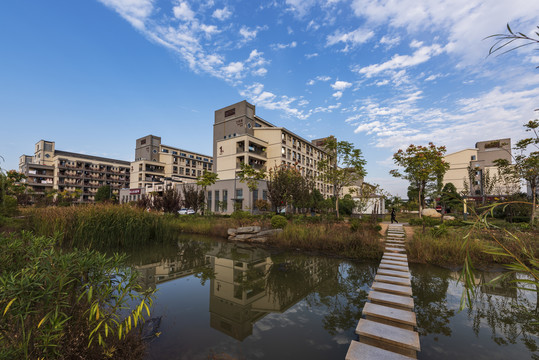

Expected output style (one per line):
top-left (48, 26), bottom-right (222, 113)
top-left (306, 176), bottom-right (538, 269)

top-left (173, 166), bottom-right (178, 173)
top-left (180, 153), bottom-right (186, 157)
top-left (247, 123), bottom-right (252, 129)
top-left (140, 139), bottom-right (146, 145)
top-left (153, 149), bottom-right (157, 153)
top-left (189, 155), bottom-right (194, 158)
top-left (262, 190), bottom-right (267, 201)
top-left (207, 191), bottom-right (212, 212)
top-left (172, 151), bottom-right (178, 155)
top-left (225, 108), bottom-right (235, 117)
top-left (252, 190), bottom-right (258, 209)
top-left (471, 155), bottom-right (476, 160)
top-left (236, 188), bottom-right (243, 199)
top-left (179, 167), bottom-right (184, 175)
top-left (215, 190), bottom-right (220, 212)
top-left (162, 149), bottom-right (169, 153)
top-left (223, 190), bottom-right (228, 211)
top-left (282, 147), bottom-right (286, 157)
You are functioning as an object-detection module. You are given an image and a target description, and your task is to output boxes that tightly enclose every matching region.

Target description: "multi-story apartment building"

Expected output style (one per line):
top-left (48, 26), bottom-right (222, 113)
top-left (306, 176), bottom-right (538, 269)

top-left (443, 138), bottom-right (519, 198)
top-left (213, 100), bottom-right (334, 198)
top-left (130, 135), bottom-right (213, 190)
top-left (19, 140), bottom-right (130, 203)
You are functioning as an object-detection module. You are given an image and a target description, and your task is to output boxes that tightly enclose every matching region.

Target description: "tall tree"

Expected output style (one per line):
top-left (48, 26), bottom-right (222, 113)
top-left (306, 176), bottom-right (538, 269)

top-left (196, 171), bottom-right (219, 215)
top-left (495, 119), bottom-right (539, 224)
top-left (390, 143), bottom-right (450, 218)
top-left (236, 163), bottom-right (265, 213)
top-left (95, 185), bottom-right (112, 202)
top-left (182, 184), bottom-right (204, 214)
top-left (317, 136), bottom-right (367, 218)
top-left (153, 188), bottom-right (182, 213)
top-left (266, 164), bottom-right (312, 214)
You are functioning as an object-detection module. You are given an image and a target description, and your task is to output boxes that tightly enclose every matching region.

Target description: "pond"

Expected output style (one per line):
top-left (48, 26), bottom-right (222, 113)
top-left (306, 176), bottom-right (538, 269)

top-left (124, 235), bottom-right (538, 360)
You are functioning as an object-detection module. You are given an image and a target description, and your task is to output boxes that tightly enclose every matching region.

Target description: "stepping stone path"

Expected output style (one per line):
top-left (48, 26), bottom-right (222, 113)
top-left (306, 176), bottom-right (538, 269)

top-left (346, 224), bottom-right (420, 360)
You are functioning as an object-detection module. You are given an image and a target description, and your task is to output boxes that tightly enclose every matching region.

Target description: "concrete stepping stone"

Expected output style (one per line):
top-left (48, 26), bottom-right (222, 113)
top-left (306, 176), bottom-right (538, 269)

top-left (379, 264), bottom-right (409, 273)
top-left (375, 274), bottom-right (412, 286)
top-left (383, 252), bottom-right (407, 258)
top-left (382, 257), bottom-right (408, 264)
top-left (362, 302), bottom-right (417, 327)
top-left (356, 319), bottom-right (420, 351)
top-left (377, 268), bottom-right (410, 278)
top-left (385, 247), bottom-right (406, 253)
top-left (346, 341), bottom-right (415, 360)
top-left (372, 282), bottom-right (412, 296)
top-left (368, 290), bottom-right (414, 310)
top-left (386, 243), bottom-right (405, 247)
top-left (381, 259), bottom-right (409, 267)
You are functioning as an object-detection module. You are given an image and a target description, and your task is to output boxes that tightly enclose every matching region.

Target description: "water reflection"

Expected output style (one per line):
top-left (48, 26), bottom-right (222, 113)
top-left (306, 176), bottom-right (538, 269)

top-left (125, 237), bottom-right (538, 360)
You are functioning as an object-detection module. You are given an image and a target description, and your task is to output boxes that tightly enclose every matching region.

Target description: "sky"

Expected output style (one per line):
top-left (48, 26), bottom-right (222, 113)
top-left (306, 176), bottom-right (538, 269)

top-left (1, 0), bottom-right (538, 196)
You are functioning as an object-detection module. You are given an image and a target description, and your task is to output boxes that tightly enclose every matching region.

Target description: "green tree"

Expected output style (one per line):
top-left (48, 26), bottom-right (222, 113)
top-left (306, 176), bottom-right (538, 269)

top-left (267, 165), bottom-right (311, 214)
top-left (181, 184), bottom-right (204, 214)
top-left (237, 163), bottom-right (265, 213)
top-left (390, 143), bottom-right (450, 218)
top-left (196, 171), bottom-right (218, 215)
top-left (494, 119), bottom-right (539, 224)
top-left (95, 185), bottom-right (112, 202)
top-left (317, 137), bottom-right (367, 218)
top-left (439, 182), bottom-right (462, 217)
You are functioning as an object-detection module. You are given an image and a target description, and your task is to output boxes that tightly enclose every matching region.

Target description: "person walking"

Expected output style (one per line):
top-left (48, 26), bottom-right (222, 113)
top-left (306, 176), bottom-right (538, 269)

top-left (391, 208), bottom-right (398, 224)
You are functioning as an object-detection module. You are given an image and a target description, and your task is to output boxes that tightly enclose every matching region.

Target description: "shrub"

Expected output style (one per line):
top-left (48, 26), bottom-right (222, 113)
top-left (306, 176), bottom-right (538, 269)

top-left (374, 224), bottom-right (382, 232)
top-left (0, 232), bottom-right (155, 359)
top-left (271, 215), bottom-right (288, 229)
top-left (409, 217), bottom-right (440, 227)
top-left (350, 219), bottom-right (361, 232)
top-left (231, 210), bottom-right (250, 220)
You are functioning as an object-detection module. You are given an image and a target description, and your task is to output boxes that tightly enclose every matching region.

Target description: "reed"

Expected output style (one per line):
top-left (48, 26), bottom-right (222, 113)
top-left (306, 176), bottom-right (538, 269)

top-left (24, 204), bottom-right (177, 249)
top-left (268, 222), bottom-right (383, 259)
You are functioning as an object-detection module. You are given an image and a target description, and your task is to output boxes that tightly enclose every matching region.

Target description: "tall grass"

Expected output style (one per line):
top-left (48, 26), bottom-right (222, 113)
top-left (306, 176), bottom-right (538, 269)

top-left (24, 204), bottom-right (178, 249)
top-left (407, 226), bottom-right (539, 267)
top-left (269, 222), bottom-right (383, 259)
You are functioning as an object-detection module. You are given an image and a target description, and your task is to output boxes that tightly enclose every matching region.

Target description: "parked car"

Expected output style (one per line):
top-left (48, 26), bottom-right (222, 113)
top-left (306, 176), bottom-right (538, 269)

top-left (178, 208), bottom-right (195, 215)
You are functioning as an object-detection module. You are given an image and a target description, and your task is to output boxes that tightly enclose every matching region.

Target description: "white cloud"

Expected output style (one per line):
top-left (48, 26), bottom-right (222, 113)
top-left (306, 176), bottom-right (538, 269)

top-left (305, 53), bottom-right (319, 59)
top-left (199, 24), bottom-right (220, 37)
top-left (332, 91), bottom-right (343, 99)
top-left (212, 7), bottom-right (231, 20)
top-left (239, 26), bottom-right (258, 41)
top-left (271, 41), bottom-right (297, 50)
top-left (331, 80), bottom-right (352, 91)
top-left (380, 35), bottom-right (400, 48)
top-left (285, 0), bottom-right (316, 17)
top-left (327, 27), bottom-right (374, 50)
top-left (223, 61), bottom-right (244, 77)
top-left (316, 76), bottom-right (331, 81)
top-left (306, 79), bottom-right (315, 86)
top-left (376, 79), bottom-right (389, 86)
top-left (98, 0), bottom-right (154, 29)
top-left (240, 83), bottom-right (309, 119)
top-left (350, 0), bottom-right (539, 66)
top-left (354, 44), bottom-right (444, 77)
top-left (410, 39), bottom-right (423, 48)
top-left (173, 1), bottom-right (195, 22)
top-left (425, 74), bottom-right (440, 81)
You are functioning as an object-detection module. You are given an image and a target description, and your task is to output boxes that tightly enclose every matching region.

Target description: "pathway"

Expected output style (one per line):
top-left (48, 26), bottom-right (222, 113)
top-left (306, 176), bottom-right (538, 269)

top-left (345, 224), bottom-right (420, 359)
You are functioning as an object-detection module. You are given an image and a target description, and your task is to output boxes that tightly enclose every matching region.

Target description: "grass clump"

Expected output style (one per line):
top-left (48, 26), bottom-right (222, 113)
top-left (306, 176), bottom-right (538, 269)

top-left (0, 231), bottom-right (155, 359)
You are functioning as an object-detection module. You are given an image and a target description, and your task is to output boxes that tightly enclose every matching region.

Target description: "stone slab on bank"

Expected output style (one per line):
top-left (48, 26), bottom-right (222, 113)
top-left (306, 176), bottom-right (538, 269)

top-left (356, 319), bottom-right (420, 351)
top-left (385, 247), bottom-right (407, 254)
top-left (346, 341), bottom-right (415, 360)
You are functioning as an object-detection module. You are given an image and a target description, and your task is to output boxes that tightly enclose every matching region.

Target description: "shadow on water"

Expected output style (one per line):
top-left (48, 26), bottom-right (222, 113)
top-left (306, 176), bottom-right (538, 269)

top-left (122, 235), bottom-right (538, 360)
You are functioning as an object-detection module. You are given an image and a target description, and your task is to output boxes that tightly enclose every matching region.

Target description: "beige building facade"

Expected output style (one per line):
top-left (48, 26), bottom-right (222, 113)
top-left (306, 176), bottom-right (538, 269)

top-left (213, 100), bottom-right (334, 198)
top-left (130, 134), bottom-right (213, 189)
top-left (443, 138), bottom-right (518, 198)
top-left (19, 140), bottom-right (130, 203)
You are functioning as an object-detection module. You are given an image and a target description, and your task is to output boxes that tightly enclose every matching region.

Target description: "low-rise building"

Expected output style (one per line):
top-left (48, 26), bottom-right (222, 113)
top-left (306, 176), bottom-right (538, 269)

top-left (19, 140), bottom-right (130, 203)
top-left (443, 138), bottom-right (519, 199)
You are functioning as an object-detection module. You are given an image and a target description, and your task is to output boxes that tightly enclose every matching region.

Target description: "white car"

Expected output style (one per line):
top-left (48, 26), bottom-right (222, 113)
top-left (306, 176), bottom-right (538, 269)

top-left (178, 209), bottom-right (196, 215)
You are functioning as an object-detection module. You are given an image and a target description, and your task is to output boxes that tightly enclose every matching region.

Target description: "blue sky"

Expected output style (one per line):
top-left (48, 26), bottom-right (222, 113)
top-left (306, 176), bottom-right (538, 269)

top-left (1, 0), bottom-right (538, 196)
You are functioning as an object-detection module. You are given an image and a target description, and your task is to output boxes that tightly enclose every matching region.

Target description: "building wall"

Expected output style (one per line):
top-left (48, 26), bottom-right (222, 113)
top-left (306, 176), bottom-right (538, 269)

top-left (443, 149), bottom-right (478, 194)
top-left (130, 135), bottom-right (213, 189)
top-left (20, 140), bottom-right (131, 203)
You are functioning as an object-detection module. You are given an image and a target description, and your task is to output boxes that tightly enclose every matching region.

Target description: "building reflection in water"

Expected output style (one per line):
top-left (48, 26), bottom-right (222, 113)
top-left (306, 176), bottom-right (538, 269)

top-left (134, 240), bottom-right (338, 341)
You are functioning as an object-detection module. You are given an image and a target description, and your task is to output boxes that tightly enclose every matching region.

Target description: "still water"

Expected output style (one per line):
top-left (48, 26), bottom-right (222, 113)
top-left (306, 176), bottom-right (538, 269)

top-left (124, 235), bottom-right (538, 360)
